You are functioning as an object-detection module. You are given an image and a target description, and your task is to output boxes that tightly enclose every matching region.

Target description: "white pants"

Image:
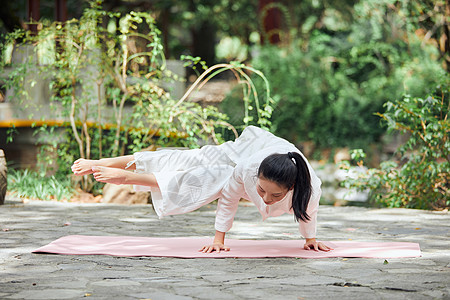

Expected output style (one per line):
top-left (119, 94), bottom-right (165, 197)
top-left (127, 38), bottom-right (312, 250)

top-left (132, 145), bottom-right (236, 217)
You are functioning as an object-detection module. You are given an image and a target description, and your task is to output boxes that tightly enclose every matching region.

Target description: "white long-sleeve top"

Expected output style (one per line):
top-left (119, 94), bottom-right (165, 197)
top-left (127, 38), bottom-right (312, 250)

top-left (215, 127), bottom-right (322, 238)
top-left (133, 126), bottom-right (322, 239)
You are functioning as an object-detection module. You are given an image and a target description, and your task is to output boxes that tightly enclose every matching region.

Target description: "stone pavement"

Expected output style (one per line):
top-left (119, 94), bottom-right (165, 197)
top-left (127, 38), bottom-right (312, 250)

top-left (0, 198), bottom-right (449, 300)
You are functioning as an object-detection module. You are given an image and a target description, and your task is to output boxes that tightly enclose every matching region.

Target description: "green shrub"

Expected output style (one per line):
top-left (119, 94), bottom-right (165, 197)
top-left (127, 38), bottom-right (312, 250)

top-left (341, 75), bottom-right (449, 209)
top-left (7, 169), bottom-right (75, 201)
top-left (2, 1), bottom-right (274, 197)
top-left (221, 0), bottom-right (443, 152)
top-left (0, 1), bottom-right (236, 193)
top-left (253, 35), bottom-right (440, 149)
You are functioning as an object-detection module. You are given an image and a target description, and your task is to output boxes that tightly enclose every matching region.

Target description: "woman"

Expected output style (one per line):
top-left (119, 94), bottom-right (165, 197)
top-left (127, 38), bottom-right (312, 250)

top-left (71, 126), bottom-right (332, 253)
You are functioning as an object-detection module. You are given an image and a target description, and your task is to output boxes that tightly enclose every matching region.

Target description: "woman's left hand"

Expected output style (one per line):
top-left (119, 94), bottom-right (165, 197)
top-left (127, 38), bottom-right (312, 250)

top-left (304, 238), bottom-right (333, 252)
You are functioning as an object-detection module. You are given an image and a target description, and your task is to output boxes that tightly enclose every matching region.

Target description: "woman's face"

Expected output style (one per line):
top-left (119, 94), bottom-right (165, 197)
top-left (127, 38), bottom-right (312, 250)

top-left (256, 177), bottom-right (290, 205)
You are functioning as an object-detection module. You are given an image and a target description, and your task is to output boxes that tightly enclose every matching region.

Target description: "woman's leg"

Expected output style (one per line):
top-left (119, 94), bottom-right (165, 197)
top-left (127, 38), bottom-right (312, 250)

top-left (71, 155), bottom-right (135, 176)
top-left (91, 166), bottom-right (159, 187)
top-left (134, 145), bottom-right (233, 174)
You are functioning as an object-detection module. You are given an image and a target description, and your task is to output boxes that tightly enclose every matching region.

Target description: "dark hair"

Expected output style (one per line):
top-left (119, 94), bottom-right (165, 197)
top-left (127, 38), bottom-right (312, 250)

top-left (257, 152), bottom-right (312, 222)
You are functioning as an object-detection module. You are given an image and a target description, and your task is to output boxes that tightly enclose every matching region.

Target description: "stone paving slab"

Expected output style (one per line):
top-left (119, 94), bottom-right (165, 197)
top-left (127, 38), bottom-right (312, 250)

top-left (1, 198), bottom-right (449, 300)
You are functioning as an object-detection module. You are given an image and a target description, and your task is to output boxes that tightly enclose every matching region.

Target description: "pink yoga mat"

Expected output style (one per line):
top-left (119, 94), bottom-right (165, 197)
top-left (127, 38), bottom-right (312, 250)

top-left (32, 235), bottom-right (421, 259)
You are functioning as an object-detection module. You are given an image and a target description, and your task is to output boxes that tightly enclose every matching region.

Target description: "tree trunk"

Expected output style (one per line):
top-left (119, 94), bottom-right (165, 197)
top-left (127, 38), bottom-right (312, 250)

top-left (444, 0), bottom-right (450, 72)
top-left (0, 149), bottom-right (7, 205)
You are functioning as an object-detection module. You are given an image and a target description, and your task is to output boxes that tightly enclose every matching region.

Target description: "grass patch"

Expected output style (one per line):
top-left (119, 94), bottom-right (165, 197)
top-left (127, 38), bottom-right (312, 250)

top-left (7, 169), bottom-right (75, 201)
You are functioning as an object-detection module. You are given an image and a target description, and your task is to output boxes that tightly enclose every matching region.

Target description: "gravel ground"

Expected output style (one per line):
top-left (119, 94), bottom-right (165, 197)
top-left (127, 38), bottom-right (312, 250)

top-left (1, 198), bottom-right (449, 300)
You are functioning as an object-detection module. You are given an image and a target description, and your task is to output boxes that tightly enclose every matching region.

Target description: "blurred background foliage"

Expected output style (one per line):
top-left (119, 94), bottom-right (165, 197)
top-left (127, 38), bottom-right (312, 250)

top-left (0, 0), bottom-right (448, 207)
top-left (341, 77), bottom-right (449, 210)
top-left (1, 2), bottom-right (447, 150)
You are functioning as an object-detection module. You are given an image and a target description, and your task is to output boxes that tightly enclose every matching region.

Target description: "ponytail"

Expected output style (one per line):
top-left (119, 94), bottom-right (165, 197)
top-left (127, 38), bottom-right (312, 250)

top-left (258, 152), bottom-right (312, 222)
top-left (288, 152), bottom-right (312, 222)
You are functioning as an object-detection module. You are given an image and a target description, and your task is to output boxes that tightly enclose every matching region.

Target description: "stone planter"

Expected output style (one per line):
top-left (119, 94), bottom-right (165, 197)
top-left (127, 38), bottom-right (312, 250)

top-left (0, 149), bottom-right (7, 205)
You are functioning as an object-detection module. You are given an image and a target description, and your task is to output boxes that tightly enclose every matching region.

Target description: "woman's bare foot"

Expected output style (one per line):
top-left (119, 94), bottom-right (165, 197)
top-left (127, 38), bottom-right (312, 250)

top-left (71, 159), bottom-right (100, 176)
top-left (91, 166), bottom-right (131, 185)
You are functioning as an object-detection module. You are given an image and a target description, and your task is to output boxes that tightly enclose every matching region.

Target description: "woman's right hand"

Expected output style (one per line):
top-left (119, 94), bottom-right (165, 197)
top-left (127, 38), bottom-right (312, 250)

top-left (199, 243), bottom-right (230, 253)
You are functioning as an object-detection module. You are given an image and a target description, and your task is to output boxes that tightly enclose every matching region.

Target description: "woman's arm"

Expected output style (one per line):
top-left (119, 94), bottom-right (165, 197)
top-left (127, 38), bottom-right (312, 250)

top-left (199, 230), bottom-right (230, 253)
top-left (199, 165), bottom-right (245, 254)
top-left (299, 180), bottom-right (332, 251)
top-left (298, 186), bottom-right (320, 239)
top-left (214, 165), bottom-right (245, 233)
